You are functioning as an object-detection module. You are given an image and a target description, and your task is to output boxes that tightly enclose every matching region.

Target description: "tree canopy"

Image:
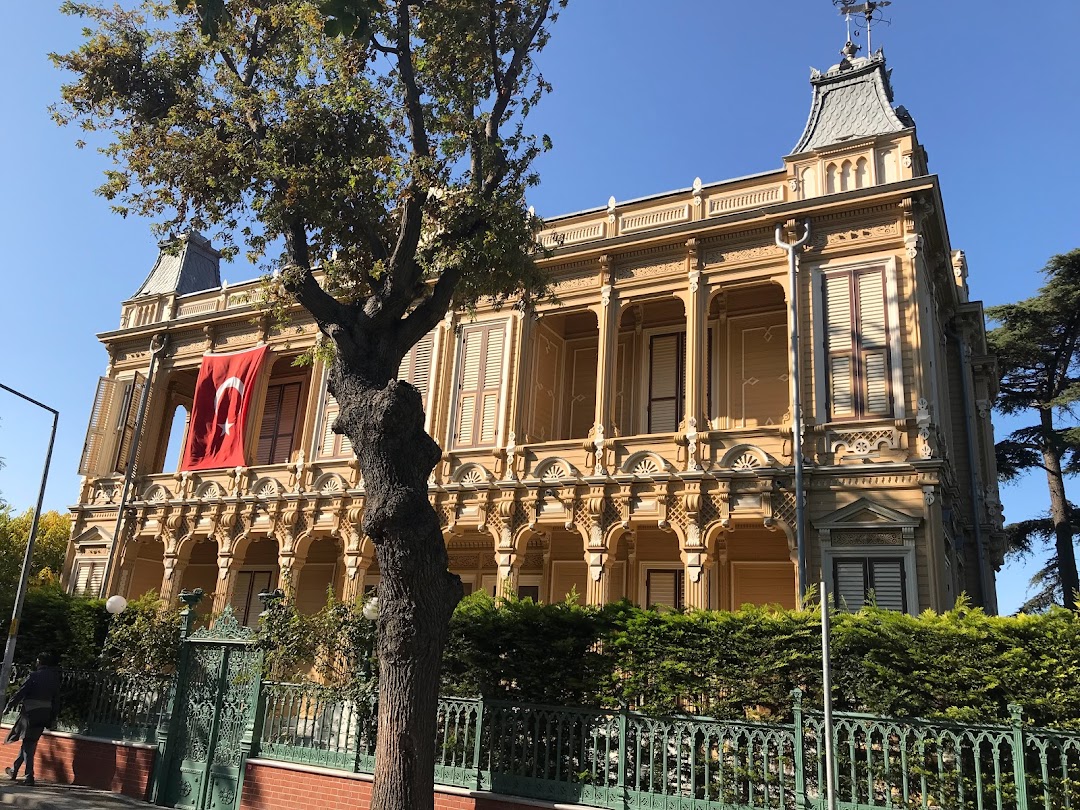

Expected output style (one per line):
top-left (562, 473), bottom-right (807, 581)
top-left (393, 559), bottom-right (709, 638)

top-left (53, 2), bottom-right (568, 807)
top-left (988, 248), bottom-right (1080, 610)
top-left (0, 507), bottom-right (71, 603)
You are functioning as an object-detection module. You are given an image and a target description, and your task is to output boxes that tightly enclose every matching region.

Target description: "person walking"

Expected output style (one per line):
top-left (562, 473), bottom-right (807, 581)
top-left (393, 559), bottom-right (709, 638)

top-left (4, 653), bottom-right (62, 786)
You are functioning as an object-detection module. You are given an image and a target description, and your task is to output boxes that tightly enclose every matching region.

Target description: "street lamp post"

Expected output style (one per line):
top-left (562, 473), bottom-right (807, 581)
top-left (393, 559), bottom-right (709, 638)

top-left (0, 383), bottom-right (59, 707)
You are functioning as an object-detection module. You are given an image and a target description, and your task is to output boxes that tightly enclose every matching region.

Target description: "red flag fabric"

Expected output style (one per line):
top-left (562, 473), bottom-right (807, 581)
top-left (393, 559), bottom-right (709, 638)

top-left (180, 345), bottom-right (269, 471)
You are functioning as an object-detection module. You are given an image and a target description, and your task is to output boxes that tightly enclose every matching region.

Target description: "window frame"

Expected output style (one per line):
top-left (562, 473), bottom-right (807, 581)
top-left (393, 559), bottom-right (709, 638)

top-left (448, 319), bottom-right (510, 450)
top-left (255, 374), bottom-right (306, 465)
top-left (637, 561), bottom-right (685, 610)
top-left (811, 256), bottom-right (906, 424)
top-left (822, 544), bottom-right (917, 615)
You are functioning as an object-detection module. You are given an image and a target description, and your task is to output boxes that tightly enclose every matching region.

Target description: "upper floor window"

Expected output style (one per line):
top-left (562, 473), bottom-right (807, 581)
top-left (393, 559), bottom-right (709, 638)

top-left (256, 381), bottom-right (303, 464)
top-left (315, 331), bottom-right (435, 460)
top-left (822, 267), bottom-right (892, 421)
top-left (647, 332), bottom-right (685, 434)
top-left (453, 322), bottom-right (505, 449)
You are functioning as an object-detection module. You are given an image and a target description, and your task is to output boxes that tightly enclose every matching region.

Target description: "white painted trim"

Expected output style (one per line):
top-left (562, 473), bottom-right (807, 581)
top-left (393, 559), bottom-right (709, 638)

top-left (821, 544), bottom-right (918, 616)
top-left (495, 316), bottom-right (515, 449)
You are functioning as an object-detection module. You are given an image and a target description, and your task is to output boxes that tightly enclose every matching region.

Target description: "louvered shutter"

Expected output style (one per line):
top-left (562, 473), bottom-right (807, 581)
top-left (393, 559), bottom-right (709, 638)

top-left (257, 382), bottom-right (302, 464)
top-left (857, 271), bottom-right (891, 416)
top-left (824, 274), bottom-right (855, 419)
top-left (114, 373), bottom-right (147, 474)
top-left (74, 561), bottom-right (105, 597)
top-left (454, 324), bottom-right (505, 448)
top-left (317, 390), bottom-right (353, 459)
top-left (399, 332), bottom-right (435, 405)
top-left (649, 333), bottom-right (683, 433)
top-left (569, 347), bottom-right (598, 439)
top-left (868, 559), bottom-right (906, 611)
top-left (646, 569), bottom-right (683, 609)
top-left (551, 562), bottom-right (588, 605)
top-left (79, 378), bottom-right (120, 476)
top-left (834, 559), bottom-right (868, 611)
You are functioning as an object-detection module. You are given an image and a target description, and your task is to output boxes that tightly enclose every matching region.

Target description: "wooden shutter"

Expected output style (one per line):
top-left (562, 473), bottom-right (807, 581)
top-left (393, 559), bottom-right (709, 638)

top-left (257, 382), bottom-right (302, 464)
top-left (648, 333), bottom-right (684, 433)
top-left (114, 373), bottom-right (147, 474)
top-left (834, 557), bottom-right (907, 612)
top-left (399, 331), bottom-right (435, 404)
top-left (824, 274), bottom-right (855, 419)
top-left (834, 558), bottom-right (868, 611)
top-left (454, 324), bottom-right (505, 448)
top-left (317, 390), bottom-right (354, 459)
top-left (868, 558), bottom-right (906, 611)
top-left (231, 570), bottom-right (274, 626)
top-left (568, 346), bottom-right (598, 439)
top-left (856, 271), bottom-right (891, 416)
top-left (79, 377), bottom-right (120, 476)
top-left (74, 561), bottom-right (105, 597)
top-left (646, 569), bottom-right (684, 609)
top-left (824, 269), bottom-right (893, 421)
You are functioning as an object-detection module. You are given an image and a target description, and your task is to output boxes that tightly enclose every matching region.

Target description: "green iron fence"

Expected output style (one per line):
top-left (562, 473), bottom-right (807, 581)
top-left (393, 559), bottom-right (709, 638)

top-left (254, 684), bottom-right (1080, 810)
top-left (2, 669), bottom-right (172, 743)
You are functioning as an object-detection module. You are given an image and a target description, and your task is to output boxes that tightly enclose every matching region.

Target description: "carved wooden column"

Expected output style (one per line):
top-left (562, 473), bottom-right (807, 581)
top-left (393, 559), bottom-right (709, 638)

top-left (680, 482), bottom-right (711, 609)
top-left (680, 239), bottom-right (707, 471)
top-left (590, 256), bottom-right (620, 475)
top-left (160, 553), bottom-right (188, 605)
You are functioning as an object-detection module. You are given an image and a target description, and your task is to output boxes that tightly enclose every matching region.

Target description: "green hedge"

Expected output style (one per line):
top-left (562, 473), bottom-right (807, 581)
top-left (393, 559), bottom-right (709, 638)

top-left (5, 585), bottom-right (109, 673)
top-left (254, 591), bottom-right (1080, 726)
top-left (437, 594), bottom-right (1080, 727)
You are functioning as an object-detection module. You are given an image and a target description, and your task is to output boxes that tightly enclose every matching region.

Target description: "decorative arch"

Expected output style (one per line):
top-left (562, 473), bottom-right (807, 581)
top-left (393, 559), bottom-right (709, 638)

top-left (620, 451), bottom-right (675, 478)
top-left (312, 472), bottom-right (349, 496)
top-left (142, 483), bottom-right (171, 503)
top-left (252, 477), bottom-right (282, 499)
top-left (719, 444), bottom-right (774, 471)
top-left (195, 480), bottom-right (225, 500)
top-left (531, 457), bottom-right (580, 483)
top-left (452, 463), bottom-right (494, 487)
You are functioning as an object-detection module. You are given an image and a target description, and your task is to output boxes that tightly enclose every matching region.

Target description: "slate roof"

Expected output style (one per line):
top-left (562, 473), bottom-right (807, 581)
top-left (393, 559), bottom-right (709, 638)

top-left (131, 231), bottom-right (222, 299)
top-left (790, 47), bottom-right (914, 155)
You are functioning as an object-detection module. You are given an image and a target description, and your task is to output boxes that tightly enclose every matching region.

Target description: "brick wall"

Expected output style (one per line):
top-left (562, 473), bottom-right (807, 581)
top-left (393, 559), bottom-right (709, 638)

top-left (0, 725), bottom-right (156, 801)
top-left (241, 759), bottom-right (581, 810)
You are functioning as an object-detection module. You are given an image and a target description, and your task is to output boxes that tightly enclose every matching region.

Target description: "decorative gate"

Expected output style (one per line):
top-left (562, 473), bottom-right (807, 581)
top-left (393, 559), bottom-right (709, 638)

top-left (159, 605), bottom-right (263, 810)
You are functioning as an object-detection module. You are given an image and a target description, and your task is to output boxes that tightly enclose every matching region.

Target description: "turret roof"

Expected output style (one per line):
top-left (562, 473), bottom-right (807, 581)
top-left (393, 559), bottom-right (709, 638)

top-left (131, 231), bottom-right (221, 299)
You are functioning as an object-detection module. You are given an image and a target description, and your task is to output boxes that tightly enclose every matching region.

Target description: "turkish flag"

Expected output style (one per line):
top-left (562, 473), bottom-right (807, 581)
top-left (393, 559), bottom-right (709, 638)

top-left (180, 345), bottom-right (269, 471)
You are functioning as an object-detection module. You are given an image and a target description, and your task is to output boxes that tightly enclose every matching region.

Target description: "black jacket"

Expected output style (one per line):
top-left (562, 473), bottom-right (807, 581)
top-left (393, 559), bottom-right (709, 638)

top-left (4, 666), bottom-right (62, 744)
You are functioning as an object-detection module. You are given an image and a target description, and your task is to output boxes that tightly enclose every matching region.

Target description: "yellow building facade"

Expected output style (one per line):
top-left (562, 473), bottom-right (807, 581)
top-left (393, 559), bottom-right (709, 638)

top-left (64, 45), bottom-right (1005, 621)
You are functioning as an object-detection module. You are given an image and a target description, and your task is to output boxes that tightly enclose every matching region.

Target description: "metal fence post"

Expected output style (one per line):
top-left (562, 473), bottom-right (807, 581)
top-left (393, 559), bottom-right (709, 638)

top-left (1009, 704), bottom-right (1030, 810)
top-left (792, 688), bottom-right (807, 810)
top-left (617, 704), bottom-right (628, 793)
top-left (473, 696), bottom-right (486, 791)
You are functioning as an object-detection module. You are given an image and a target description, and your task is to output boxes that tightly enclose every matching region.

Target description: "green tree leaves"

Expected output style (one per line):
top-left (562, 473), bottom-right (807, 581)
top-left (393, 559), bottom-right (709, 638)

top-left (988, 248), bottom-right (1080, 609)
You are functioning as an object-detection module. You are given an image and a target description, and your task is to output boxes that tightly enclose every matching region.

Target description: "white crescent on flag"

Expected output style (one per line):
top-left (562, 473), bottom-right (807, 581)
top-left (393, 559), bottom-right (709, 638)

top-left (215, 376), bottom-right (246, 409)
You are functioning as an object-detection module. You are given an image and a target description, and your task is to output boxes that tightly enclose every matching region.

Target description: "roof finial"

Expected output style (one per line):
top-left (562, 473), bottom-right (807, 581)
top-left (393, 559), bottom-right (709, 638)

top-left (833, 0), bottom-right (893, 55)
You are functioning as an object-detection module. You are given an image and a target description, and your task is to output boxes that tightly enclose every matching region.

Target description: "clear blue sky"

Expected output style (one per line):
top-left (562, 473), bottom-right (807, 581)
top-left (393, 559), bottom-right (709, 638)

top-left (1, 1), bottom-right (1077, 612)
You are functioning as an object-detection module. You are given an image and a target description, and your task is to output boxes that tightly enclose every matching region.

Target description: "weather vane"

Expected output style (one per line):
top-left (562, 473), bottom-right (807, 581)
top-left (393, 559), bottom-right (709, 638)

top-left (832, 0), bottom-right (892, 54)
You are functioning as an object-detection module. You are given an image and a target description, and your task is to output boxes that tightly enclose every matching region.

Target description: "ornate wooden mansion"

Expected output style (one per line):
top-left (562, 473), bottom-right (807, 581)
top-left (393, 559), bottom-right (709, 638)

top-left (64, 42), bottom-right (1004, 620)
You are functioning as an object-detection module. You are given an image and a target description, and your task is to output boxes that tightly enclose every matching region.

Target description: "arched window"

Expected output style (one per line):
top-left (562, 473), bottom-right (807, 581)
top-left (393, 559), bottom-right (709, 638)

top-left (825, 162), bottom-right (838, 194)
top-left (855, 156), bottom-right (869, 189)
top-left (839, 160), bottom-right (853, 191)
top-left (162, 404), bottom-right (190, 473)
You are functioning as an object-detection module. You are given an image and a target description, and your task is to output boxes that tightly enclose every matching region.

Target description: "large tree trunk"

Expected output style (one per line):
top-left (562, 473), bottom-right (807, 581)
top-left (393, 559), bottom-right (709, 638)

top-left (1041, 411), bottom-right (1080, 609)
top-left (333, 350), bottom-right (463, 810)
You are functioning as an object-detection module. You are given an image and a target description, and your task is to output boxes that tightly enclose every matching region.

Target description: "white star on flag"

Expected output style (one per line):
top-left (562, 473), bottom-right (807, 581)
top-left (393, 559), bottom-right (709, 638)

top-left (219, 419), bottom-right (234, 436)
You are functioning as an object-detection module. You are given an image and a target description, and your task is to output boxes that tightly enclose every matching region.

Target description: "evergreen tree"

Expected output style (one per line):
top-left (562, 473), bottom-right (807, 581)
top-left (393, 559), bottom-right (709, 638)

top-left (988, 249), bottom-right (1080, 610)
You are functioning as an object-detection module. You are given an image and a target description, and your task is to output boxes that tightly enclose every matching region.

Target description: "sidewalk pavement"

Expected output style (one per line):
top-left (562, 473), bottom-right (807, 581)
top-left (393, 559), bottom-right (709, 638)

top-left (0, 782), bottom-right (154, 809)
